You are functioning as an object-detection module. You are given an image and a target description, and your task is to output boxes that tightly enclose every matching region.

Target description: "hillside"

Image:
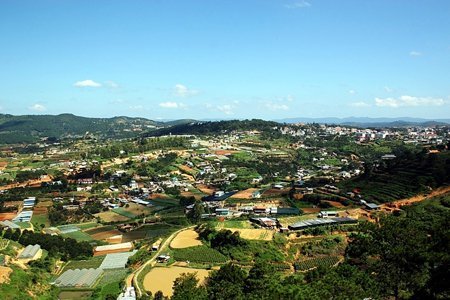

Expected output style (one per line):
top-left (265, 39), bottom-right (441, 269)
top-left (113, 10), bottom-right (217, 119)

top-left (0, 114), bottom-right (163, 144)
top-left (144, 119), bottom-right (280, 137)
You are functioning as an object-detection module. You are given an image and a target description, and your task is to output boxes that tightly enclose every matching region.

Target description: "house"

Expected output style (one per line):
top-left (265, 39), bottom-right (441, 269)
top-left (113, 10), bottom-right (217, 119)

top-left (253, 207), bottom-right (268, 214)
top-left (318, 211), bottom-right (339, 218)
top-left (17, 244), bottom-right (42, 262)
top-left (117, 287), bottom-right (137, 300)
top-left (215, 208), bottom-right (230, 216)
top-left (156, 254), bottom-right (170, 263)
top-left (364, 203), bottom-right (380, 210)
top-left (251, 190), bottom-right (261, 199)
top-left (381, 154), bottom-right (396, 160)
top-left (250, 217), bottom-right (278, 228)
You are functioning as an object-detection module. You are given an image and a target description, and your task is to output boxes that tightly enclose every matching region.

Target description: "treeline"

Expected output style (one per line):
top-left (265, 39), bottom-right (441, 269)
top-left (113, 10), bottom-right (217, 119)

top-left (94, 137), bottom-right (188, 159)
top-left (145, 119), bottom-right (280, 137)
top-left (1, 228), bottom-right (93, 260)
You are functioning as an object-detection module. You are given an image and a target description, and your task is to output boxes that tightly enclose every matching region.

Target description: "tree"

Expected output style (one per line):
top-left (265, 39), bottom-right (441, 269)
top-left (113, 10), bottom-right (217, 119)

top-left (206, 263), bottom-right (247, 300)
top-left (187, 200), bottom-right (204, 223)
top-left (172, 273), bottom-right (207, 300)
top-left (154, 291), bottom-right (165, 300)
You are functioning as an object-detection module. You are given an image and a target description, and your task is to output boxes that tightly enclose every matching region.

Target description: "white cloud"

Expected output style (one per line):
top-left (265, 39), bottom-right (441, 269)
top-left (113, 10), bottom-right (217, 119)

top-left (29, 103), bottom-right (47, 112)
top-left (105, 80), bottom-right (119, 89)
top-left (173, 84), bottom-right (198, 97)
top-left (349, 90), bottom-right (356, 95)
top-left (74, 79), bottom-right (102, 88)
top-left (285, 1), bottom-right (311, 9)
top-left (375, 95), bottom-right (445, 108)
top-left (349, 101), bottom-right (371, 108)
top-left (409, 51), bottom-right (422, 57)
top-left (217, 105), bottom-right (234, 115)
top-left (265, 102), bottom-right (289, 111)
top-left (159, 102), bottom-right (186, 109)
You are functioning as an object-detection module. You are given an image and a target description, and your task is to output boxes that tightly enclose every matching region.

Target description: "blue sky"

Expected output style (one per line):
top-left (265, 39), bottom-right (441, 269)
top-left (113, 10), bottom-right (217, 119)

top-left (1, 0), bottom-right (449, 120)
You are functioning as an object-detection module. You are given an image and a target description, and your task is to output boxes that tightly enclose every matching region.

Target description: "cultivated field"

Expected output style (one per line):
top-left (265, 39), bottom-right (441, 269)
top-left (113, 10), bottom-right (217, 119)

top-left (143, 267), bottom-right (210, 297)
top-left (196, 184), bottom-right (215, 195)
top-left (170, 229), bottom-right (202, 248)
top-left (229, 188), bottom-right (259, 199)
top-left (0, 212), bottom-right (16, 221)
top-left (95, 211), bottom-right (130, 222)
top-left (228, 228), bottom-right (274, 241)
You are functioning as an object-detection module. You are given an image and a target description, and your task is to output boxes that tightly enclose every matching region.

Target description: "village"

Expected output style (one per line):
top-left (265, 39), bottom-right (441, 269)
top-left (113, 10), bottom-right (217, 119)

top-left (0, 122), bottom-right (449, 299)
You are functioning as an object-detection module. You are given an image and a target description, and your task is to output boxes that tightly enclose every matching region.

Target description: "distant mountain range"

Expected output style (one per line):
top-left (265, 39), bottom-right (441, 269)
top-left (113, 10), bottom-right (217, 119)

top-left (276, 117), bottom-right (450, 127)
top-left (1, 113), bottom-right (448, 144)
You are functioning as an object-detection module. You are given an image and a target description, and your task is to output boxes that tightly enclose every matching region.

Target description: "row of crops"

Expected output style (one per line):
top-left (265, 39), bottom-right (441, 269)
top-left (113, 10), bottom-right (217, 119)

top-left (172, 245), bottom-right (228, 264)
top-left (294, 256), bottom-right (341, 272)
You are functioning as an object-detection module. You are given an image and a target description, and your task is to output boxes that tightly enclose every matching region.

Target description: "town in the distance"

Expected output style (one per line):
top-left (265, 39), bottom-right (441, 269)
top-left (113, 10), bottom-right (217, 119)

top-left (0, 116), bottom-right (449, 299)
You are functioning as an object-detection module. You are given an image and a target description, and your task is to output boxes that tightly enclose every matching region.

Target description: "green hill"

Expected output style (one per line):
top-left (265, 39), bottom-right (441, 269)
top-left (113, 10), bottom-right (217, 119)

top-left (0, 113), bottom-right (164, 144)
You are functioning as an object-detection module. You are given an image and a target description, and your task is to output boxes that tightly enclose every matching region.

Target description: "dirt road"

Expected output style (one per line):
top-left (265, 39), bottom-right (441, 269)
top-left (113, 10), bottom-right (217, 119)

top-left (131, 226), bottom-right (195, 298)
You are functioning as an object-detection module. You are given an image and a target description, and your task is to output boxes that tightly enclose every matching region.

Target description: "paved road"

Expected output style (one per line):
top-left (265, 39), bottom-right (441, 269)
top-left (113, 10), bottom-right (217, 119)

top-left (131, 226), bottom-right (195, 297)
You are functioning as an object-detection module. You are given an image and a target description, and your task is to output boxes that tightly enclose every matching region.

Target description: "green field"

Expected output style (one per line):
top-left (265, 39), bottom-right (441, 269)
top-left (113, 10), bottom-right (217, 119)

top-left (62, 256), bottom-right (105, 272)
top-left (61, 230), bottom-right (94, 242)
top-left (172, 245), bottom-right (228, 264)
top-left (31, 213), bottom-right (50, 228)
top-left (112, 207), bottom-right (137, 219)
top-left (76, 222), bottom-right (100, 230)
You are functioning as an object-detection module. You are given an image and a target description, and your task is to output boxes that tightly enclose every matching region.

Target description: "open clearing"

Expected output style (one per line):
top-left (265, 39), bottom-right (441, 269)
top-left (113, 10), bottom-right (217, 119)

top-left (227, 228), bottom-right (274, 241)
top-left (196, 184), bottom-right (215, 195)
top-left (143, 267), bottom-right (210, 297)
top-left (95, 211), bottom-right (130, 222)
top-left (0, 266), bottom-right (12, 284)
top-left (229, 188), bottom-right (259, 199)
top-left (170, 229), bottom-right (202, 248)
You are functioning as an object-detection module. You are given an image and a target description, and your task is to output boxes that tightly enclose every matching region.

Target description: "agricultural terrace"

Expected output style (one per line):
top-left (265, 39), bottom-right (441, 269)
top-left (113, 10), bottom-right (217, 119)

top-left (170, 229), bottom-right (202, 248)
top-left (94, 211), bottom-right (130, 223)
top-left (143, 266), bottom-right (210, 297)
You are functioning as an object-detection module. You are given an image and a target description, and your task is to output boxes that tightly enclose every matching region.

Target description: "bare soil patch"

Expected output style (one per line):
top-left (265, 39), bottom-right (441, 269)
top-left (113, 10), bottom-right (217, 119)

top-left (170, 229), bottom-right (202, 248)
top-left (230, 188), bottom-right (259, 199)
top-left (196, 184), bottom-right (215, 195)
top-left (0, 212), bottom-right (16, 221)
top-left (322, 200), bottom-right (345, 208)
top-left (90, 229), bottom-right (123, 241)
top-left (0, 266), bottom-right (12, 284)
top-left (301, 208), bottom-right (321, 213)
top-left (143, 267), bottom-right (210, 297)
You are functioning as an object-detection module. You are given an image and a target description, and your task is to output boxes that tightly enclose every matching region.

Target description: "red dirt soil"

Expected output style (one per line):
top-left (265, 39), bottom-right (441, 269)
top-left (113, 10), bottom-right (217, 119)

top-left (0, 212), bottom-right (16, 221)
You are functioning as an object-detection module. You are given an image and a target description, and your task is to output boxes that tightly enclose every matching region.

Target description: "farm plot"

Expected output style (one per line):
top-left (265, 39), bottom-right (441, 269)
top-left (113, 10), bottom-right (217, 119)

top-left (294, 256), bottom-right (342, 272)
top-left (0, 212), bottom-right (16, 221)
top-left (85, 226), bottom-right (122, 241)
top-left (143, 267), bottom-right (210, 297)
top-left (172, 246), bottom-right (227, 264)
top-left (228, 228), bottom-right (274, 241)
top-left (58, 224), bottom-right (80, 234)
top-left (61, 230), bottom-right (94, 242)
top-left (170, 229), bottom-right (202, 248)
top-left (95, 211), bottom-right (130, 223)
top-left (229, 188), bottom-right (260, 199)
top-left (122, 224), bottom-right (178, 243)
top-left (58, 291), bottom-right (93, 300)
top-left (62, 256), bottom-right (105, 272)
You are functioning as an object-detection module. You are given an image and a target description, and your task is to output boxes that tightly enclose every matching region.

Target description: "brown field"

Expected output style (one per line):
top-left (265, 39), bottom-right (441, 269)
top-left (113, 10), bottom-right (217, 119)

top-left (228, 228), bottom-right (274, 241)
top-left (0, 266), bottom-right (12, 284)
top-left (229, 188), bottom-right (259, 199)
top-left (95, 211), bottom-right (130, 222)
top-left (90, 229), bottom-right (123, 241)
top-left (214, 150), bottom-right (238, 156)
top-left (0, 212), bottom-right (16, 221)
top-left (262, 188), bottom-right (290, 197)
top-left (33, 207), bottom-right (48, 215)
top-left (143, 267), bottom-right (210, 297)
top-left (196, 184), bottom-right (215, 195)
top-left (0, 161), bottom-right (8, 170)
top-left (321, 201), bottom-right (345, 208)
top-left (179, 165), bottom-right (195, 174)
top-left (180, 191), bottom-right (204, 200)
top-left (3, 201), bottom-right (21, 208)
top-left (301, 208), bottom-right (321, 213)
top-left (170, 229), bottom-right (202, 248)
